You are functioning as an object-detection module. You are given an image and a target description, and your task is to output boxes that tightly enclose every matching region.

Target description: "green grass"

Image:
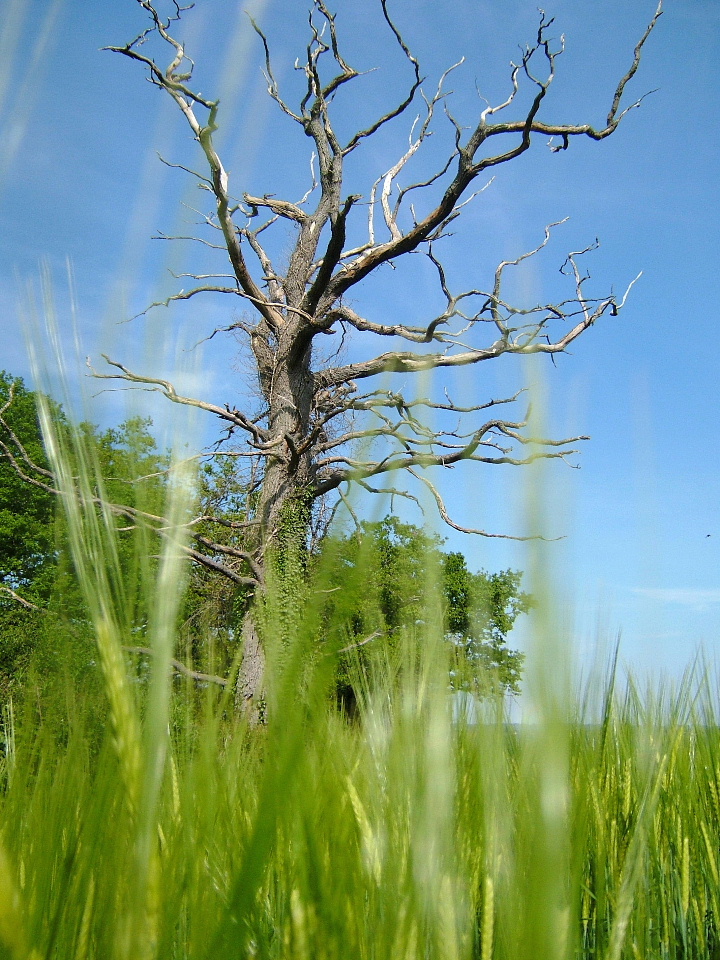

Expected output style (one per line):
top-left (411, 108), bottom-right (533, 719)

top-left (2, 560), bottom-right (720, 960)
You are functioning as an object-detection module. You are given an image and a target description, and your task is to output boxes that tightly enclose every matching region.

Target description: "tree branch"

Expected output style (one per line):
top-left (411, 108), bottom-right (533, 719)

top-left (124, 645), bottom-right (229, 687)
top-left (406, 468), bottom-right (553, 541)
top-left (107, 4), bottom-right (285, 333)
top-left (0, 585), bottom-right (41, 611)
top-left (89, 356), bottom-right (270, 445)
top-left (318, 5), bottom-right (661, 306)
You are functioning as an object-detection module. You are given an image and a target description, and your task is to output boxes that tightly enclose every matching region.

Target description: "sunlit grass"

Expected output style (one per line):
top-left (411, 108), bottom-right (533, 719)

top-left (3, 653), bottom-right (720, 959)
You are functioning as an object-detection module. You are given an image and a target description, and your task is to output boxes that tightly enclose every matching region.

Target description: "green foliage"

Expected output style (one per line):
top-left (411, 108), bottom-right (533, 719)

top-left (321, 516), bottom-right (527, 701)
top-left (90, 416), bottom-right (170, 630)
top-left (443, 555), bottom-right (528, 696)
top-left (0, 606), bottom-right (103, 729)
top-left (0, 374), bottom-right (171, 705)
top-left (93, 416), bottom-right (168, 510)
top-left (178, 457), bottom-right (258, 671)
top-left (0, 371), bottom-right (58, 605)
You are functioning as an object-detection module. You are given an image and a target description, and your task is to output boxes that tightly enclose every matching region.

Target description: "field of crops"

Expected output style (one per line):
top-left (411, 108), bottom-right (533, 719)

top-left (2, 614), bottom-right (719, 960)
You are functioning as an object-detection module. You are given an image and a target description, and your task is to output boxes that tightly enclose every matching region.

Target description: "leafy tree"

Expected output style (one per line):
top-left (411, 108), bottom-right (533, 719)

top-left (177, 456), bottom-right (259, 674)
top-left (91, 416), bottom-right (171, 631)
top-left (0, 372), bottom-right (58, 608)
top-left (85, 0), bottom-right (661, 714)
top-left (441, 552), bottom-right (527, 696)
top-left (0, 375), bottom-right (171, 702)
top-left (322, 516), bottom-right (527, 709)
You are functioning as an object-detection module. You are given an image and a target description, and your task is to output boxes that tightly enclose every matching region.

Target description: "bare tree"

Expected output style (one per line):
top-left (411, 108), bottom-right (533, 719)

top-left (73, 0), bottom-right (662, 714)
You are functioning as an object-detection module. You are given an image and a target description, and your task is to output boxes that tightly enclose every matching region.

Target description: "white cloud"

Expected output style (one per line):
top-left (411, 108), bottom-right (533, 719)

top-left (633, 588), bottom-right (720, 610)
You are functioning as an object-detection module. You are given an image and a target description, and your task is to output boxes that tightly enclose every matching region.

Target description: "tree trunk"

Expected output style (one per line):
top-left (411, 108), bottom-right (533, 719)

top-left (235, 610), bottom-right (266, 723)
top-left (234, 340), bottom-right (315, 722)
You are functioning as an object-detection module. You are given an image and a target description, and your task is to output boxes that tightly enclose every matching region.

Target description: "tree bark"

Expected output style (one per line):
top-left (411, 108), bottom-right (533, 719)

top-left (235, 610), bottom-right (266, 722)
top-left (234, 342), bottom-right (315, 719)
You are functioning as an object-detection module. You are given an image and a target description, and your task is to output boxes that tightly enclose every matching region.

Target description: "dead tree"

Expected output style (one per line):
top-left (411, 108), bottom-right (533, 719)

top-left (82, 0), bottom-right (662, 715)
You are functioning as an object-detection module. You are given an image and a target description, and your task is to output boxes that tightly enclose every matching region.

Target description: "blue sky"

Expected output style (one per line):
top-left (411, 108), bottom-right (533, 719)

top-left (1, 0), bottom-right (719, 684)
